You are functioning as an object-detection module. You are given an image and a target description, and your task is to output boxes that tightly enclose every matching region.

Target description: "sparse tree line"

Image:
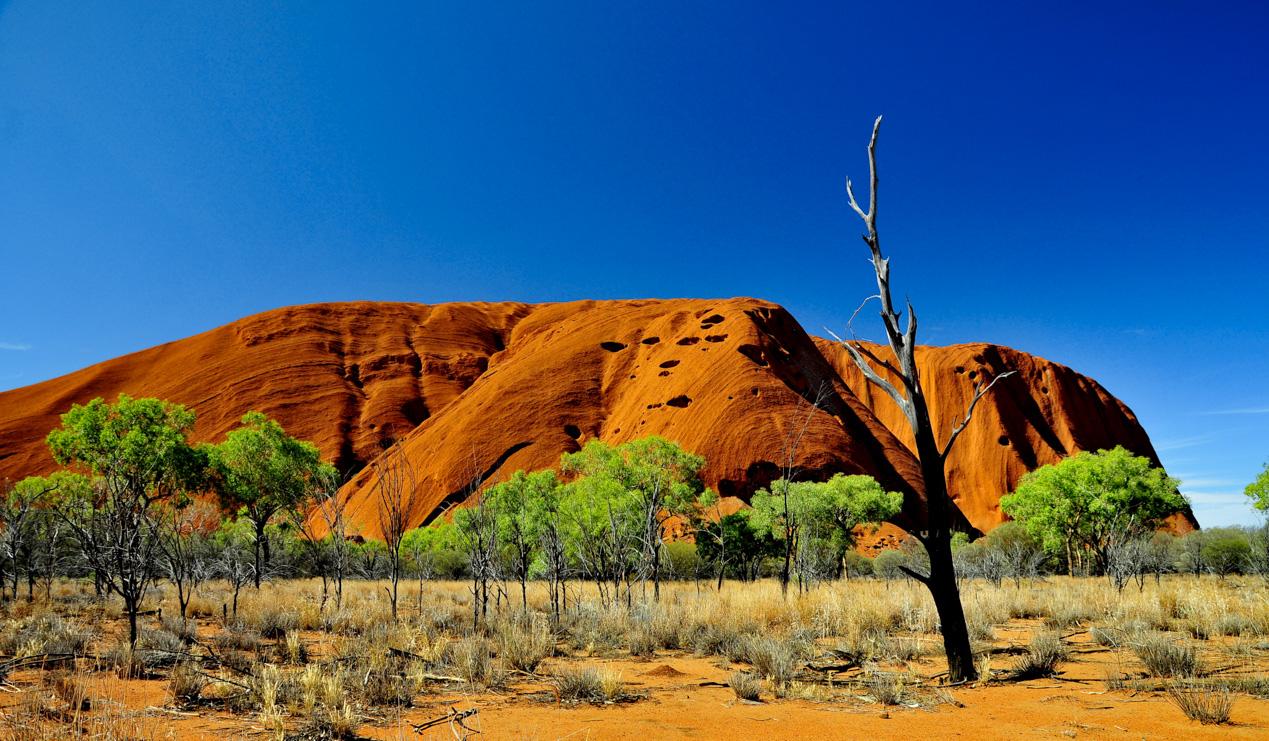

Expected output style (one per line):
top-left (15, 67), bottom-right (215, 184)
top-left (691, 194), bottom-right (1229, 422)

top-left (3, 395), bottom-right (1263, 650)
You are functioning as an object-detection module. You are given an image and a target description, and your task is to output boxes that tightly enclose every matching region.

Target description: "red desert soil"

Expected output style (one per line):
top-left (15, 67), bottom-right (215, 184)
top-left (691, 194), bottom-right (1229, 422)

top-left (24, 652), bottom-right (1262, 741)
top-left (0, 298), bottom-right (1196, 538)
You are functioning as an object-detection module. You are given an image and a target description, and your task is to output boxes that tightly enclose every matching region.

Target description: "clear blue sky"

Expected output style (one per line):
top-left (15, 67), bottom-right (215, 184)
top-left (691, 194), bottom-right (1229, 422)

top-left (1, 2), bottom-right (1266, 526)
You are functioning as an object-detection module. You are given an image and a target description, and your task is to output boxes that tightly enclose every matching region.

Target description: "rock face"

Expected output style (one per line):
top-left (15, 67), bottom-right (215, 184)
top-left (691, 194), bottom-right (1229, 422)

top-left (0, 298), bottom-right (1192, 539)
top-left (817, 340), bottom-right (1197, 535)
top-left (0, 301), bottom-right (531, 481)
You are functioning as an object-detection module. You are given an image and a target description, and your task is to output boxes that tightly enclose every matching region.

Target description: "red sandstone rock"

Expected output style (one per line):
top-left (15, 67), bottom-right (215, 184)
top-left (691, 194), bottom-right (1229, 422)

top-left (0, 299), bottom-right (1193, 539)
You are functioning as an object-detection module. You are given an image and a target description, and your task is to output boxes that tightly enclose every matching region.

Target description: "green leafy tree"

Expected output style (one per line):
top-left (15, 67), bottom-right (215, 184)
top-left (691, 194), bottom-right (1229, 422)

top-left (1247, 462), bottom-right (1269, 573)
top-left (1, 476), bottom-right (60, 602)
top-left (560, 437), bottom-right (705, 602)
top-left (485, 469), bottom-right (559, 610)
top-left (557, 469), bottom-right (640, 609)
top-left (402, 521), bottom-right (465, 610)
top-left (1000, 446), bottom-right (1187, 575)
top-left (1200, 528), bottom-right (1252, 578)
top-left (749, 474), bottom-right (900, 588)
top-left (212, 516), bottom-right (256, 617)
top-left (206, 411), bottom-right (334, 588)
top-left (44, 395), bottom-right (205, 645)
top-left (696, 511), bottom-right (777, 587)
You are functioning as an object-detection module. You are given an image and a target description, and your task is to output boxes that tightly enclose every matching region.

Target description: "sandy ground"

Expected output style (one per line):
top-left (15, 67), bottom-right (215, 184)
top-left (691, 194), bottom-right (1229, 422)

top-left (5, 632), bottom-right (1265, 741)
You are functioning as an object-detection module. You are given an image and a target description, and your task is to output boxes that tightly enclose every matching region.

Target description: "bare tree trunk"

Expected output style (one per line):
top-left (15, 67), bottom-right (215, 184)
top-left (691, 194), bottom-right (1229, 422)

top-left (835, 117), bottom-right (1015, 684)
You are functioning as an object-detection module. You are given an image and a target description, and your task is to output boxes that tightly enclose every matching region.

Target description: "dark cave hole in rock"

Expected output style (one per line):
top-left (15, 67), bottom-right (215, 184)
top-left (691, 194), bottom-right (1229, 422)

top-left (641, 336), bottom-right (660, 345)
top-left (659, 359), bottom-right (680, 368)
top-left (737, 344), bottom-right (768, 366)
top-left (600, 341), bottom-right (628, 352)
top-left (676, 336), bottom-right (701, 346)
top-left (564, 424), bottom-right (581, 440)
top-left (400, 398), bottom-right (428, 426)
top-left (666, 395), bottom-right (692, 408)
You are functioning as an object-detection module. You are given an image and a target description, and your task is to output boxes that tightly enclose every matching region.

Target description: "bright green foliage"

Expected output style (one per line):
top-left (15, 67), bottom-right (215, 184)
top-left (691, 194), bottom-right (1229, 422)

top-left (560, 437), bottom-right (706, 600)
top-left (3, 473), bottom-right (90, 600)
top-left (401, 521), bottom-right (466, 578)
top-left (485, 469), bottom-right (561, 608)
top-left (749, 474), bottom-right (901, 582)
top-left (695, 511), bottom-right (777, 582)
top-left (205, 411), bottom-right (334, 586)
top-left (44, 394), bottom-right (205, 644)
top-left (1246, 462), bottom-right (1269, 513)
top-left (557, 465), bottom-right (642, 601)
top-left (46, 394), bottom-right (205, 500)
top-left (560, 436), bottom-right (705, 518)
top-left (1000, 446), bottom-right (1187, 573)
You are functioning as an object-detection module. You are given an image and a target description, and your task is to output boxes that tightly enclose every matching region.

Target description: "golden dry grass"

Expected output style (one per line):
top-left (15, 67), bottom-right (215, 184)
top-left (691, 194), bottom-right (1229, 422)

top-left (0, 575), bottom-right (1266, 739)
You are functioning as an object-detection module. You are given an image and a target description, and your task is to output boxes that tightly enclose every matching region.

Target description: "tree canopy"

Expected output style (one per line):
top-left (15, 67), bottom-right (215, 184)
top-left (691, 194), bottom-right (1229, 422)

top-left (1000, 446), bottom-right (1187, 574)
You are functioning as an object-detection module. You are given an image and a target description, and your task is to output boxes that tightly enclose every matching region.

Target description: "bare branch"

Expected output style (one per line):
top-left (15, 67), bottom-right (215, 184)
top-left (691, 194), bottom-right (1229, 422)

top-left (845, 294), bottom-right (881, 337)
top-left (940, 370), bottom-right (1018, 460)
top-left (897, 564), bottom-right (930, 585)
top-left (838, 338), bottom-right (914, 424)
top-left (845, 178), bottom-right (869, 222)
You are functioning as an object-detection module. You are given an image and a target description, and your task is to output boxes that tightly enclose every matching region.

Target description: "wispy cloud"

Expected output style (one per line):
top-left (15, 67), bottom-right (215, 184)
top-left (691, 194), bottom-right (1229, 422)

top-left (1201, 407), bottom-right (1269, 416)
top-left (1178, 477), bottom-right (1239, 490)
top-left (1182, 490), bottom-right (1249, 505)
top-left (1156, 435), bottom-right (1213, 452)
top-left (0, 342), bottom-right (31, 351)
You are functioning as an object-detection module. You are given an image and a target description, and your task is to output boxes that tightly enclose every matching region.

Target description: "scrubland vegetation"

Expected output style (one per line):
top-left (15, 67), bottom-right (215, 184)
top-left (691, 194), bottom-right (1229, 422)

top-left (2, 574), bottom-right (1268, 739)
top-left (3, 397), bottom-right (1268, 738)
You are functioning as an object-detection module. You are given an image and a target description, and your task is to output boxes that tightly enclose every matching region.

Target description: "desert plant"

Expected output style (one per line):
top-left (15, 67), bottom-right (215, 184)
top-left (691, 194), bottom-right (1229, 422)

top-left (728, 671), bottom-right (762, 701)
top-left (1011, 631), bottom-right (1066, 679)
top-left (444, 636), bottom-right (505, 687)
top-left (742, 635), bottom-right (804, 692)
top-left (168, 661), bottom-right (207, 706)
top-left (495, 619), bottom-right (553, 672)
top-left (1168, 681), bottom-right (1234, 724)
top-left (865, 668), bottom-right (907, 705)
top-left (552, 666), bottom-right (627, 704)
top-left (1134, 635), bottom-right (1200, 677)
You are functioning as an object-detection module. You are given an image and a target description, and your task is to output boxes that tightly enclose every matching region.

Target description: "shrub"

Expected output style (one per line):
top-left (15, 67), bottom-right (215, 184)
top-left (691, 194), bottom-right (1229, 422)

top-left (1011, 631), bottom-right (1066, 680)
top-left (728, 671), bottom-right (762, 701)
top-left (552, 666), bottom-right (627, 704)
top-left (865, 669), bottom-right (907, 705)
top-left (1168, 681), bottom-right (1234, 724)
top-left (496, 619), bottom-right (554, 673)
top-left (298, 703), bottom-right (361, 740)
top-left (168, 662), bottom-right (207, 707)
top-left (48, 670), bottom-right (90, 712)
top-left (444, 637), bottom-right (505, 687)
top-left (742, 636), bottom-right (804, 691)
top-left (1134, 635), bottom-right (1200, 677)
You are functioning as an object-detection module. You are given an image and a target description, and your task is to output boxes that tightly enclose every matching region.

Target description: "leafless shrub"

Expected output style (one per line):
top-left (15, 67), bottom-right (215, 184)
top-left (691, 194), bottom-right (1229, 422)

top-left (865, 669), bottom-right (907, 705)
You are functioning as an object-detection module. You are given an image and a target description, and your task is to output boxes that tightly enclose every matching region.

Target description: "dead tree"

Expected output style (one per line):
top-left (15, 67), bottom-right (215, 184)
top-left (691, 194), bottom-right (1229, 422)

top-left (373, 439), bottom-right (418, 620)
top-left (835, 116), bottom-right (1015, 683)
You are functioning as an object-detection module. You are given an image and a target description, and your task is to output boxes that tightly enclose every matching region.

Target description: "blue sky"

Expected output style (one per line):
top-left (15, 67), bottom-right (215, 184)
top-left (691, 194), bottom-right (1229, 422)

top-left (1, 2), bottom-right (1266, 526)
